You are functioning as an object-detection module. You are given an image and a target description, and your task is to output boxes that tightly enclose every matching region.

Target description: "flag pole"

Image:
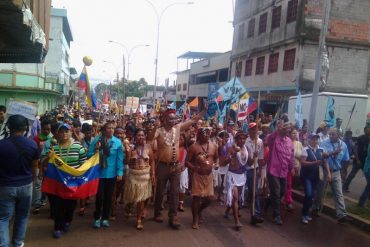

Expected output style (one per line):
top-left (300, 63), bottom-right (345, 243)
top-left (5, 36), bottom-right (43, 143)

top-left (251, 91), bottom-right (261, 225)
top-left (345, 102), bottom-right (356, 130)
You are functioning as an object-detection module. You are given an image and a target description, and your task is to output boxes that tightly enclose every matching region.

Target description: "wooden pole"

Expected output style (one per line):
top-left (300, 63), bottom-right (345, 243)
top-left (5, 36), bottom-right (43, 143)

top-left (251, 91), bottom-right (261, 224)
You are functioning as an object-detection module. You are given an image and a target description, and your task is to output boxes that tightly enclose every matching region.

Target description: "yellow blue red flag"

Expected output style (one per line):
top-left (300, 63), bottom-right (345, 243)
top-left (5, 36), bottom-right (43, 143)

top-left (42, 153), bottom-right (100, 200)
top-left (77, 66), bottom-right (97, 108)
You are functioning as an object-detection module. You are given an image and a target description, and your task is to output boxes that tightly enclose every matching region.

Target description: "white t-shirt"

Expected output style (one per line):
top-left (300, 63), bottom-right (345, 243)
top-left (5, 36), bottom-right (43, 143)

top-left (245, 137), bottom-right (264, 170)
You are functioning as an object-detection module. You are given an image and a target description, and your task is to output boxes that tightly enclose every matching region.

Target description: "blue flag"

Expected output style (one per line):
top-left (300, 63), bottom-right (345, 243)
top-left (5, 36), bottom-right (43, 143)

top-left (325, 96), bottom-right (335, 127)
top-left (217, 77), bottom-right (247, 102)
top-left (295, 91), bottom-right (303, 129)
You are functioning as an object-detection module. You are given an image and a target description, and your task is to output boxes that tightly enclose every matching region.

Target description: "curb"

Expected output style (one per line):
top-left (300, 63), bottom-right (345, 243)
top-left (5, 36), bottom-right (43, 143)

top-left (292, 189), bottom-right (370, 233)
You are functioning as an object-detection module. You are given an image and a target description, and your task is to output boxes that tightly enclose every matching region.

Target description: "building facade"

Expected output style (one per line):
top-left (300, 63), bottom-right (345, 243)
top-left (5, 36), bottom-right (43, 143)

top-left (176, 51), bottom-right (230, 101)
top-left (231, 0), bottom-right (370, 114)
top-left (44, 8), bottom-right (74, 105)
top-left (0, 6), bottom-right (73, 114)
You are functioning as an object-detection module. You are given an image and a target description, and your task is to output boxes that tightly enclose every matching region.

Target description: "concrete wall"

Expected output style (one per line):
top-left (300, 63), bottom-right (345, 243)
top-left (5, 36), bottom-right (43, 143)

top-left (231, 42), bottom-right (300, 91)
top-left (302, 44), bottom-right (370, 93)
top-left (232, 0), bottom-right (303, 58)
top-left (190, 52), bottom-right (231, 75)
top-left (176, 70), bottom-right (190, 99)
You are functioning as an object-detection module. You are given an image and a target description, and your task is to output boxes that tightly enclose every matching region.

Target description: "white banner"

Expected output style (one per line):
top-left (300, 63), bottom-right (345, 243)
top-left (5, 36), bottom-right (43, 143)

top-left (237, 98), bottom-right (249, 121)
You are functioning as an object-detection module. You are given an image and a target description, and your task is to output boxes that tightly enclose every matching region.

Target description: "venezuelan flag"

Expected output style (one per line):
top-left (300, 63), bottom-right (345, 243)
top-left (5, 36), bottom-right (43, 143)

top-left (42, 153), bottom-right (100, 200)
top-left (77, 66), bottom-right (96, 108)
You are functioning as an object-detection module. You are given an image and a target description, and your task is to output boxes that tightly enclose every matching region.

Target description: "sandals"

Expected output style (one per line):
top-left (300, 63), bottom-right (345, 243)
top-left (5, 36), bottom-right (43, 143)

top-left (78, 207), bottom-right (85, 216)
top-left (136, 220), bottom-right (144, 230)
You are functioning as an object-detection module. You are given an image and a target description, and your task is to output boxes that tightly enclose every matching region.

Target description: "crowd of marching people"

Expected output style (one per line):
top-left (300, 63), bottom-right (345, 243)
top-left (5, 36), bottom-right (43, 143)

top-left (1, 103), bottom-right (370, 247)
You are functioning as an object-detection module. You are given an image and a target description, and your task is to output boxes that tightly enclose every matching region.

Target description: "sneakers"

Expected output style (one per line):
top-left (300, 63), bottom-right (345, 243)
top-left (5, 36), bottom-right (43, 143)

top-left (154, 215), bottom-right (164, 223)
top-left (102, 220), bottom-right (110, 227)
top-left (301, 217), bottom-right (308, 224)
top-left (301, 215), bottom-right (313, 224)
top-left (53, 230), bottom-right (62, 239)
top-left (168, 217), bottom-right (181, 229)
top-left (93, 220), bottom-right (101, 229)
top-left (32, 207), bottom-right (40, 215)
top-left (64, 222), bottom-right (71, 232)
top-left (273, 216), bottom-right (283, 225)
top-left (338, 216), bottom-right (347, 223)
top-left (312, 209), bottom-right (320, 217)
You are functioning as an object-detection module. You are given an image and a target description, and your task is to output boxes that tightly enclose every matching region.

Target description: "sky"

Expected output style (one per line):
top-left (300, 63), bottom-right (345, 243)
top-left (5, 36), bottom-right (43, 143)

top-left (52, 0), bottom-right (235, 87)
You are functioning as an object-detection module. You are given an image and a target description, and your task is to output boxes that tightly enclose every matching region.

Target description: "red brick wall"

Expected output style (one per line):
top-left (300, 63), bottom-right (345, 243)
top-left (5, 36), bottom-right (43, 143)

top-left (328, 19), bottom-right (369, 42)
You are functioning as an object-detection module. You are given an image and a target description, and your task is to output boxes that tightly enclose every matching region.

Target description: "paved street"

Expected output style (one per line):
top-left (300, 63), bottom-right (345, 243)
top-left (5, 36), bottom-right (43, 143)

top-left (24, 198), bottom-right (370, 247)
top-left (344, 164), bottom-right (367, 201)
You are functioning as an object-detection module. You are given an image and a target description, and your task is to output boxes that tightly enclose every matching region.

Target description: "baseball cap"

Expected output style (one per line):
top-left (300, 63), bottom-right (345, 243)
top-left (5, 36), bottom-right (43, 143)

top-left (248, 122), bottom-right (257, 129)
top-left (57, 123), bottom-right (71, 132)
top-left (308, 133), bottom-right (320, 139)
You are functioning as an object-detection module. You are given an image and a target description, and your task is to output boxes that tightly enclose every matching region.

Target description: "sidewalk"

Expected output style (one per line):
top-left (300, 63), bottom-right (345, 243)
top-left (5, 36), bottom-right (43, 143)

top-left (292, 189), bottom-right (370, 233)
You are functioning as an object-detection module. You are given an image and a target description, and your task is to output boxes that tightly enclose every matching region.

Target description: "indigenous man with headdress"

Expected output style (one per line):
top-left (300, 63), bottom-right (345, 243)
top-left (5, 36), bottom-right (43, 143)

top-left (153, 107), bottom-right (205, 229)
top-left (186, 127), bottom-right (218, 229)
top-left (224, 131), bottom-right (248, 230)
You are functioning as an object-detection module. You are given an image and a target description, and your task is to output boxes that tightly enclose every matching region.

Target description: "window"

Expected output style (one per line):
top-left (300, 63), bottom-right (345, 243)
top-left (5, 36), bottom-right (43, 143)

top-left (177, 83), bottom-right (181, 91)
top-left (283, 48), bottom-right (296, 71)
top-left (287, 0), bottom-right (298, 23)
top-left (247, 18), bottom-right (255, 38)
top-left (238, 23), bottom-right (245, 42)
top-left (255, 56), bottom-right (265, 75)
top-left (259, 12), bottom-right (268, 34)
top-left (182, 83), bottom-right (187, 91)
top-left (235, 61), bottom-right (243, 77)
top-left (271, 6), bottom-right (281, 30)
top-left (268, 53), bottom-right (279, 73)
top-left (244, 59), bottom-right (253, 76)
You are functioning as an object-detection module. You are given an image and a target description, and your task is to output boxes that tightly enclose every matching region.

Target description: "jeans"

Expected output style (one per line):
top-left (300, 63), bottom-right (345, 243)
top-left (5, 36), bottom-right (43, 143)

top-left (154, 162), bottom-right (181, 219)
top-left (358, 171), bottom-right (370, 207)
top-left (284, 172), bottom-right (293, 205)
top-left (94, 178), bottom-right (116, 220)
top-left (343, 162), bottom-right (362, 190)
top-left (246, 169), bottom-right (262, 216)
top-left (267, 173), bottom-right (287, 217)
top-left (330, 171), bottom-right (347, 218)
top-left (32, 175), bottom-right (45, 208)
top-left (0, 183), bottom-right (32, 247)
top-left (302, 176), bottom-right (318, 217)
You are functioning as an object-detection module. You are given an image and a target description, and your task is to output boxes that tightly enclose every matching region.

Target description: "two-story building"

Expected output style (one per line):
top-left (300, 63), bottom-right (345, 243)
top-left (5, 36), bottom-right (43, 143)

top-left (231, 0), bottom-right (370, 114)
top-left (176, 51), bottom-right (230, 102)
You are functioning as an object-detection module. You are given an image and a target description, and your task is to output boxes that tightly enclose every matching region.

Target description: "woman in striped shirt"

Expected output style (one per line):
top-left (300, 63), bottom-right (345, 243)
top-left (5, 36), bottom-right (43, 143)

top-left (44, 123), bottom-right (87, 239)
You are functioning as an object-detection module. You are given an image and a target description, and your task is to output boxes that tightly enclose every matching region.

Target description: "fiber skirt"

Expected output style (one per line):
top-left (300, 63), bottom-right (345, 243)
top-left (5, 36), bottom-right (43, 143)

top-left (123, 167), bottom-right (152, 204)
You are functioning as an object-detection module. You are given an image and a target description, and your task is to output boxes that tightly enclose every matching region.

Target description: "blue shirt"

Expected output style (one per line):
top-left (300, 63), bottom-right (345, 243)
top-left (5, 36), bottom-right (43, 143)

top-left (363, 144), bottom-right (370, 174)
top-left (87, 135), bottom-right (124, 178)
top-left (320, 139), bottom-right (349, 171)
top-left (0, 136), bottom-right (39, 187)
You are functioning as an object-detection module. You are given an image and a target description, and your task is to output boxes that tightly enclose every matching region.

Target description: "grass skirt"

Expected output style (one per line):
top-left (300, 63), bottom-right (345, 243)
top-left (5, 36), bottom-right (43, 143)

top-left (123, 167), bottom-right (152, 204)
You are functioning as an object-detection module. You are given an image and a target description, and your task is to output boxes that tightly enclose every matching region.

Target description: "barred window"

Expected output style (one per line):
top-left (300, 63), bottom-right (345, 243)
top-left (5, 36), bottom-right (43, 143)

top-left (235, 61), bottom-right (243, 77)
top-left (247, 18), bottom-right (255, 38)
top-left (287, 0), bottom-right (298, 23)
top-left (259, 12), bottom-right (268, 34)
top-left (271, 6), bottom-right (281, 30)
top-left (283, 48), bottom-right (296, 71)
top-left (255, 56), bottom-right (265, 75)
top-left (244, 59), bottom-right (253, 76)
top-left (268, 53), bottom-right (279, 73)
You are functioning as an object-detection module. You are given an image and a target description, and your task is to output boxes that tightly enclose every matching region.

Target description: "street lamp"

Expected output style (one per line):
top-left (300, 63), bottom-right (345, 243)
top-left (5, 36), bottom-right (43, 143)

top-left (126, 44), bottom-right (150, 80)
top-left (143, 0), bottom-right (194, 103)
top-left (103, 60), bottom-right (120, 106)
top-left (108, 41), bottom-right (150, 104)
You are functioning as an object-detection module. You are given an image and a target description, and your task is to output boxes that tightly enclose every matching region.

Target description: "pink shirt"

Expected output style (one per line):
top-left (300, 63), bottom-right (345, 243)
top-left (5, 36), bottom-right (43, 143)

top-left (267, 132), bottom-right (295, 178)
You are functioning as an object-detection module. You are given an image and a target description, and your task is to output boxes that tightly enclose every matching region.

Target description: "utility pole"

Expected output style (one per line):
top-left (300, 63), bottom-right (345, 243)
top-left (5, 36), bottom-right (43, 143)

top-left (308, 0), bottom-right (331, 133)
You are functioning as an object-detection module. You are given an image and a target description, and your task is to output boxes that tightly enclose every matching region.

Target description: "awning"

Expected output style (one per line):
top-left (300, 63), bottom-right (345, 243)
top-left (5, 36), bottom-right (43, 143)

top-left (0, 0), bottom-right (47, 63)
